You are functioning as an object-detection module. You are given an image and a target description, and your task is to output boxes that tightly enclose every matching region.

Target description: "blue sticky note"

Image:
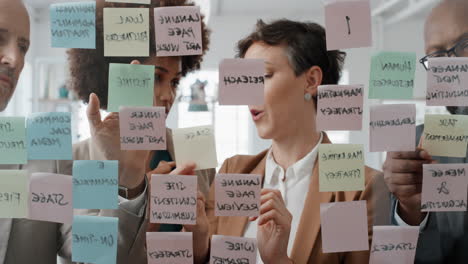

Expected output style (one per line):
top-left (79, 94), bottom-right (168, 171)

top-left (50, 1), bottom-right (96, 49)
top-left (73, 160), bottom-right (119, 209)
top-left (0, 117), bottom-right (27, 164)
top-left (27, 112), bottom-right (72, 160)
top-left (72, 215), bottom-right (118, 264)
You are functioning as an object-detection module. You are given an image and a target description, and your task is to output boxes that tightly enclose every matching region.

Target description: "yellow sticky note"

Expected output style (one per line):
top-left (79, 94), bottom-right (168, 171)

top-left (422, 114), bottom-right (468, 158)
top-left (319, 144), bottom-right (365, 192)
top-left (0, 170), bottom-right (28, 218)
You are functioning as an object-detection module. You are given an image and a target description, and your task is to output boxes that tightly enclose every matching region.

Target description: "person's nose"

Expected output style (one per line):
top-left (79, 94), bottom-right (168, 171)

top-left (0, 40), bottom-right (21, 70)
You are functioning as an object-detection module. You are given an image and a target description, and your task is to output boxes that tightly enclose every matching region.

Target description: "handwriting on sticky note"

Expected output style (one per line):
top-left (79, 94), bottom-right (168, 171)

top-left (319, 144), bottom-right (365, 192)
top-left (72, 160), bottom-right (118, 209)
top-left (215, 174), bottom-right (261, 217)
top-left (421, 164), bottom-right (468, 212)
top-left (426, 57), bottom-right (468, 106)
top-left (172, 125), bottom-right (217, 170)
top-left (106, 0), bottom-right (150, 3)
top-left (369, 104), bottom-right (416, 152)
top-left (210, 235), bottom-right (257, 264)
top-left (119, 107), bottom-right (166, 150)
top-left (0, 117), bottom-right (27, 165)
top-left (316, 85), bottom-right (364, 131)
top-left (422, 114), bottom-right (468, 157)
top-left (150, 175), bottom-right (197, 224)
top-left (146, 232), bottom-right (193, 264)
top-left (0, 170), bottom-right (28, 218)
top-left (370, 226), bottom-right (419, 264)
top-left (218, 59), bottom-right (265, 105)
top-left (104, 8), bottom-right (149, 56)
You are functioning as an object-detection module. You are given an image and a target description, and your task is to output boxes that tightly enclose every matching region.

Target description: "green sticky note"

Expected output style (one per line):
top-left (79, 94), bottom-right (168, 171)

top-left (0, 170), bottom-right (28, 218)
top-left (0, 117), bottom-right (27, 165)
top-left (369, 51), bottom-right (416, 99)
top-left (319, 144), bottom-right (365, 192)
top-left (107, 63), bottom-right (155, 112)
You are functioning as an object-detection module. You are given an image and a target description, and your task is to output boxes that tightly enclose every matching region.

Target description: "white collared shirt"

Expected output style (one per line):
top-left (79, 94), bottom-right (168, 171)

top-left (244, 132), bottom-right (323, 263)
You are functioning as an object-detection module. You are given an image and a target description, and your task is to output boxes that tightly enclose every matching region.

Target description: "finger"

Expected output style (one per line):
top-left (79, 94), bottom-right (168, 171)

top-left (130, 60), bottom-right (141, 65)
top-left (170, 162), bottom-right (197, 175)
top-left (197, 191), bottom-right (206, 204)
top-left (257, 209), bottom-right (288, 226)
top-left (387, 172), bottom-right (423, 185)
top-left (260, 189), bottom-right (284, 206)
top-left (393, 184), bottom-right (423, 198)
top-left (249, 216), bottom-right (258, 221)
top-left (259, 199), bottom-right (285, 216)
top-left (87, 93), bottom-right (102, 128)
top-left (385, 159), bottom-right (431, 173)
top-left (418, 133), bottom-right (425, 149)
top-left (103, 112), bottom-right (119, 121)
top-left (388, 149), bottom-right (432, 161)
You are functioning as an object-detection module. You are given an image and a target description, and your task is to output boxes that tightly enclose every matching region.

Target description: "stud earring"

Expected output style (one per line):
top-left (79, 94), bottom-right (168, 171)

top-left (304, 93), bottom-right (312, 101)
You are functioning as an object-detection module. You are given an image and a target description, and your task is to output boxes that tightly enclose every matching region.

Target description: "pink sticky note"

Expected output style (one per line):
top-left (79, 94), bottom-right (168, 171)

top-left (218, 59), bottom-right (265, 105)
top-left (119, 106), bottom-right (166, 150)
top-left (421, 164), bottom-right (468, 212)
top-left (150, 174), bottom-right (197, 224)
top-left (324, 0), bottom-right (372, 50)
top-left (320, 200), bottom-right (369, 253)
top-left (369, 226), bottom-right (419, 264)
top-left (426, 57), bottom-right (468, 106)
top-left (154, 6), bottom-right (203, 56)
top-left (215, 174), bottom-right (261, 217)
top-left (316, 85), bottom-right (364, 131)
top-left (369, 104), bottom-right (416, 152)
top-left (28, 173), bottom-right (73, 224)
top-left (210, 235), bottom-right (257, 264)
top-left (146, 232), bottom-right (193, 264)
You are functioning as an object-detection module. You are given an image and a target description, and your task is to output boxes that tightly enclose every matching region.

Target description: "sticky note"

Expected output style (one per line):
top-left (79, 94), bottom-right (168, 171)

top-left (50, 2), bottom-right (96, 49)
top-left (154, 6), bottom-right (203, 56)
top-left (172, 125), bottom-right (217, 170)
top-left (147, 232), bottom-right (193, 264)
top-left (27, 112), bottom-right (72, 160)
top-left (72, 215), bottom-right (118, 264)
top-left (316, 85), bottom-right (364, 131)
top-left (369, 104), bottom-right (416, 152)
top-left (324, 0), bottom-right (372, 50)
top-left (0, 117), bottom-right (27, 164)
top-left (29, 173), bottom-right (73, 224)
top-left (369, 51), bottom-right (416, 99)
top-left (72, 160), bottom-right (118, 209)
top-left (150, 174), bottom-right (197, 224)
top-left (319, 144), bottom-right (365, 192)
top-left (421, 164), bottom-right (468, 212)
top-left (119, 106), bottom-right (166, 150)
top-left (104, 8), bottom-right (149, 57)
top-left (426, 57), bottom-right (468, 106)
top-left (369, 226), bottom-right (419, 264)
top-left (107, 63), bottom-right (155, 112)
top-left (106, 0), bottom-right (150, 3)
top-left (210, 235), bottom-right (257, 264)
top-left (422, 114), bottom-right (468, 158)
top-left (214, 174), bottom-right (261, 217)
top-left (320, 201), bottom-right (369, 253)
top-left (0, 170), bottom-right (28, 218)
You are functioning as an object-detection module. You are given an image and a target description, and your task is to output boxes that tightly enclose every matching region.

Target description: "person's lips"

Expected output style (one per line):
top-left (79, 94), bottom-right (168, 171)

top-left (250, 108), bottom-right (265, 121)
top-left (0, 74), bottom-right (12, 88)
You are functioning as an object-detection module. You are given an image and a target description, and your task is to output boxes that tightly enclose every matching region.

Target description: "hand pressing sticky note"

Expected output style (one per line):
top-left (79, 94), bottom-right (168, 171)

top-left (426, 57), bottom-right (468, 106)
top-left (316, 85), bottom-right (364, 131)
top-left (210, 235), bottom-right (257, 264)
top-left (422, 114), bottom-right (468, 158)
top-left (369, 226), bottom-right (419, 264)
top-left (50, 2), bottom-right (96, 49)
top-left (154, 6), bottom-right (203, 56)
top-left (369, 51), bottom-right (416, 99)
top-left (73, 160), bottom-right (118, 209)
top-left (106, 0), bottom-right (150, 4)
top-left (107, 63), bottom-right (155, 112)
top-left (369, 104), bottom-right (416, 152)
top-left (0, 117), bottom-right (27, 165)
top-left (421, 164), bottom-right (468, 212)
top-left (29, 173), bottom-right (73, 224)
top-left (319, 144), bottom-right (365, 192)
top-left (119, 106), bottom-right (166, 150)
top-left (146, 232), bottom-right (193, 264)
top-left (218, 58), bottom-right (265, 105)
top-left (172, 125), bottom-right (217, 170)
top-left (320, 201), bottom-right (369, 253)
top-left (72, 215), bottom-right (118, 264)
top-left (104, 8), bottom-right (149, 57)
top-left (215, 174), bottom-right (261, 217)
top-left (27, 112), bottom-right (72, 160)
top-left (0, 170), bottom-right (28, 218)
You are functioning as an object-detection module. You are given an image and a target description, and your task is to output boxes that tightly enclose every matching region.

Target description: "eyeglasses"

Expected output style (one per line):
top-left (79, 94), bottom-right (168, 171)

top-left (419, 37), bottom-right (468, 70)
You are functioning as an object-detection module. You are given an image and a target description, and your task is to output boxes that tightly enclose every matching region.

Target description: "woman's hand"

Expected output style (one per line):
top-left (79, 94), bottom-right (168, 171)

top-left (183, 191), bottom-right (210, 264)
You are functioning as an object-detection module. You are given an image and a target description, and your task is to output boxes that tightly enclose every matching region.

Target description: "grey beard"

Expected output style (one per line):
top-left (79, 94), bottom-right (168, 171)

top-left (446, 106), bottom-right (468, 115)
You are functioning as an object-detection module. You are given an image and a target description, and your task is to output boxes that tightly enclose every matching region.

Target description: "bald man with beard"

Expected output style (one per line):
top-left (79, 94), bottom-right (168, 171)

top-left (383, 0), bottom-right (468, 263)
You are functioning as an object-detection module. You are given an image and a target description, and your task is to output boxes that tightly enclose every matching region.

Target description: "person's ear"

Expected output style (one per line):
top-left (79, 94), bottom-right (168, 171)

top-left (130, 60), bottom-right (141, 65)
top-left (304, 66), bottom-right (323, 97)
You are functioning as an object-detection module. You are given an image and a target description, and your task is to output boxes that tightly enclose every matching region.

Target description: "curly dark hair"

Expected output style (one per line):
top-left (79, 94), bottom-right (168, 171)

top-left (67, 0), bottom-right (210, 109)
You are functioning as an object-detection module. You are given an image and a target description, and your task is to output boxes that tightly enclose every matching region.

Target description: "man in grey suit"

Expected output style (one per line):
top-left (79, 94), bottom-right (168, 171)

top-left (383, 0), bottom-right (468, 263)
